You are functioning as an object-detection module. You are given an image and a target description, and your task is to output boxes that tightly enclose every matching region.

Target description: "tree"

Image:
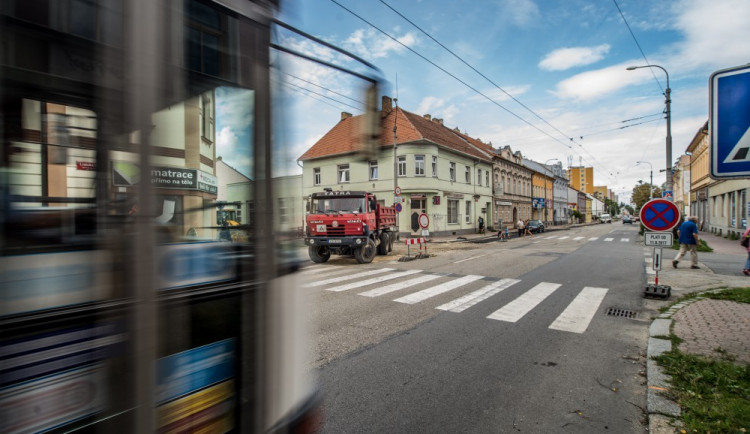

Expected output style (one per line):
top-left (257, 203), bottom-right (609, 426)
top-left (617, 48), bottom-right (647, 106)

top-left (632, 183), bottom-right (662, 211)
top-left (622, 204), bottom-right (635, 215)
top-left (604, 198), bottom-right (621, 216)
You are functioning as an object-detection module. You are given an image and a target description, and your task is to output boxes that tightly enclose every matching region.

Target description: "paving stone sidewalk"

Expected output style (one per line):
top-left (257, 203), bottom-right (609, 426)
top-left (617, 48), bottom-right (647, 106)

top-left (672, 298), bottom-right (750, 364)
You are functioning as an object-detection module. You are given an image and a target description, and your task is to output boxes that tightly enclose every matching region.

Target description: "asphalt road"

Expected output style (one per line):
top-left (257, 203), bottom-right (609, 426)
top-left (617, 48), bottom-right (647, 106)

top-left (302, 223), bottom-right (653, 433)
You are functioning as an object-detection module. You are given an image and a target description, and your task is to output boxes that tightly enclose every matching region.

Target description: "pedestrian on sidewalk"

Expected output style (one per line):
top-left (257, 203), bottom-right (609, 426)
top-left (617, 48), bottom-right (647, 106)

top-left (523, 219), bottom-right (534, 239)
top-left (673, 216), bottom-right (700, 269)
top-left (516, 219), bottom-right (524, 238)
top-left (742, 226), bottom-right (750, 275)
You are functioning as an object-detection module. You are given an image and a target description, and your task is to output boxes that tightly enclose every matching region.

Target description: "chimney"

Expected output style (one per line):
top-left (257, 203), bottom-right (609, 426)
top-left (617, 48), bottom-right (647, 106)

top-left (433, 118), bottom-right (443, 125)
top-left (341, 112), bottom-right (352, 121)
top-left (423, 114), bottom-right (432, 121)
top-left (381, 96), bottom-right (392, 118)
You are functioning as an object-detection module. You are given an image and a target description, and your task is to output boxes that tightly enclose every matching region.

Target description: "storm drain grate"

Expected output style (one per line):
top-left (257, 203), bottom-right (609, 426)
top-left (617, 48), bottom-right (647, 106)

top-left (606, 307), bottom-right (638, 319)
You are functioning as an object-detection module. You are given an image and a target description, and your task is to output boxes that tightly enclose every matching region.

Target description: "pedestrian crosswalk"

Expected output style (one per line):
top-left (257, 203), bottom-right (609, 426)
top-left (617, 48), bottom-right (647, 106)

top-left (539, 235), bottom-right (631, 243)
top-left (301, 266), bottom-right (612, 334)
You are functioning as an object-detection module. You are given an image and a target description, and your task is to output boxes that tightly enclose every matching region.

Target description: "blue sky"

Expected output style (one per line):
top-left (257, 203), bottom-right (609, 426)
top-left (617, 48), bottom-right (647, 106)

top-left (220, 0), bottom-right (750, 202)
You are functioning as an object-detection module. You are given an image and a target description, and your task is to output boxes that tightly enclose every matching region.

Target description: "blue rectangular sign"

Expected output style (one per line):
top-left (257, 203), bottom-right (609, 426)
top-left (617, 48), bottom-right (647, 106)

top-left (710, 64), bottom-right (750, 179)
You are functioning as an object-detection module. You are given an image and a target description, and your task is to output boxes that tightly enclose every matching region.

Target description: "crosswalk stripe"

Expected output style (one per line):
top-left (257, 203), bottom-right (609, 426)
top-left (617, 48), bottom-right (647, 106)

top-left (394, 275), bottom-right (484, 304)
top-left (437, 278), bottom-right (521, 312)
top-left (304, 268), bottom-right (393, 288)
top-left (543, 235), bottom-right (557, 239)
top-left (327, 269), bottom-right (422, 292)
top-left (548, 287), bottom-right (608, 333)
top-left (359, 274), bottom-right (442, 297)
top-left (558, 236), bottom-right (570, 240)
top-left (588, 237), bottom-right (598, 241)
top-left (620, 238), bottom-right (630, 242)
top-left (573, 236), bottom-right (584, 240)
top-left (487, 282), bottom-right (561, 322)
top-left (604, 237), bottom-right (614, 242)
top-left (300, 266), bottom-right (344, 275)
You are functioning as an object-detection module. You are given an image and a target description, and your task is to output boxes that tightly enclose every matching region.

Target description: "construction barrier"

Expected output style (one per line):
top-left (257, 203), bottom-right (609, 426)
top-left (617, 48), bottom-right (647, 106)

top-left (404, 237), bottom-right (427, 258)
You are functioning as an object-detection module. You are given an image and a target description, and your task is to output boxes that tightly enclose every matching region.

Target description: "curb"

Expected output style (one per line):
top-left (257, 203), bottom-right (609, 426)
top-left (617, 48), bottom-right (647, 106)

top-left (646, 289), bottom-right (727, 433)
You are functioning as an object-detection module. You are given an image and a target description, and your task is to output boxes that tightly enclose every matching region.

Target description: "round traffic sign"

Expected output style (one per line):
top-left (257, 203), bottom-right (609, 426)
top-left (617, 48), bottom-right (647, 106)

top-left (639, 198), bottom-right (681, 232)
top-left (395, 186), bottom-right (401, 196)
top-left (395, 203), bottom-right (402, 213)
top-left (418, 213), bottom-right (430, 228)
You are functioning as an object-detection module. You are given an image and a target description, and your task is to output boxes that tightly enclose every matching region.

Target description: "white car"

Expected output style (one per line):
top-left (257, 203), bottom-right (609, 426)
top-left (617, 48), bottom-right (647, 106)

top-left (600, 213), bottom-right (612, 223)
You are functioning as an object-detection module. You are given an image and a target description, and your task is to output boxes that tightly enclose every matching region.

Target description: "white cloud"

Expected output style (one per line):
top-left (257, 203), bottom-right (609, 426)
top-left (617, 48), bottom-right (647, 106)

top-left (499, 0), bottom-right (540, 26)
top-left (552, 63), bottom-right (643, 101)
top-left (669, 0), bottom-right (750, 69)
top-left (539, 44), bottom-right (611, 71)
top-left (343, 28), bottom-right (418, 60)
top-left (416, 96), bottom-right (446, 116)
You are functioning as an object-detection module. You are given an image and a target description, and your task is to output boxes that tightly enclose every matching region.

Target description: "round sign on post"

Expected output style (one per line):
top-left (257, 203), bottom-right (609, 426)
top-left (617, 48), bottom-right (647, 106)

top-left (639, 198), bottom-right (681, 232)
top-left (395, 186), bottom-right (401, 196)
top-left (418, 213), bottom-right (430, 229)
top-left (395, 203), bottom-right (402, 213)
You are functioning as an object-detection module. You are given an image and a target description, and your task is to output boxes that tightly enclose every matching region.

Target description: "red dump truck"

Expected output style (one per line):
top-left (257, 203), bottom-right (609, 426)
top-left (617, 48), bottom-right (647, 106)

top-left (305, 190), bottom-right (397, 264)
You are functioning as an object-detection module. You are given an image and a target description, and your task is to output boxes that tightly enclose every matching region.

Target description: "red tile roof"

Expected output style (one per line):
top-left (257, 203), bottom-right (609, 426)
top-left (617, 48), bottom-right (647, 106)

top-left (298, 107), bottom-right (494, 162)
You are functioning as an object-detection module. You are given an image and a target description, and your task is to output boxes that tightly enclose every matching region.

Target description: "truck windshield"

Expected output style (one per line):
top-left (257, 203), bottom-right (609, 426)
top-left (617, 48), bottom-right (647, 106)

top-left (311, 197), bottom-right (366, 214)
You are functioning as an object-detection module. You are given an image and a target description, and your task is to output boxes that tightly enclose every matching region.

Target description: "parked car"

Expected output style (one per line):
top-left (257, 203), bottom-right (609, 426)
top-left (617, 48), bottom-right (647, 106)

top-left (600, 213), bottom-right (612, 223)
top-left (622, 215), bottom-right (633, 224)
top-left (527, 219), bottom-right (545, 233)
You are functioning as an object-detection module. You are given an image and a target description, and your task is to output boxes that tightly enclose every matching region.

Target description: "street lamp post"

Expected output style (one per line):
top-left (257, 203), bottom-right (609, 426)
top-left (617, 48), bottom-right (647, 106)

top-left (627, 64), bottom-right (672, 200)
top-left (636, 161), bottom-right (653, 199)
top-left (544, 158), bottom-right (559, 226)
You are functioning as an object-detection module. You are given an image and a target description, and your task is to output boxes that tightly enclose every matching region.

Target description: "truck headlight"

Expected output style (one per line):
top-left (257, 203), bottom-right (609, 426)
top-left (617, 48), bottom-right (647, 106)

top-left (355, 239), bottom-right (362, 245)
top-left (309, 239), bottom-right (315, 245)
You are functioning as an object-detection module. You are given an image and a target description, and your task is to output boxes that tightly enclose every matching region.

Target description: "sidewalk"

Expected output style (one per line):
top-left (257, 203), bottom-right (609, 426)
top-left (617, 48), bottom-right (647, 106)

top-left (646, 231), bottom-right (750, 433)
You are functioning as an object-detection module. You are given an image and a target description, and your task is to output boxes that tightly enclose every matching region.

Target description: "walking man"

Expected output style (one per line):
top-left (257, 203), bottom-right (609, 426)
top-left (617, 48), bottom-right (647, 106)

top-left (516, 219), bottom-right (524, 238)
top-left (673, 216), bottom-right (700, 269)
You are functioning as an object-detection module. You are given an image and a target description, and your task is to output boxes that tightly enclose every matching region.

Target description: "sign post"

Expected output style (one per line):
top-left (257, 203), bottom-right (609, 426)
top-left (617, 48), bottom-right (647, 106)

top-left (640, 198), bottom-right (680, 299)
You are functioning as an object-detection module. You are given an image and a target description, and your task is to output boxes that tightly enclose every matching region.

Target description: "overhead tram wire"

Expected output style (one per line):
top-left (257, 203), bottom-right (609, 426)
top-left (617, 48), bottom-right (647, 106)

top-left (279, 78), bottom-right (364, 111)
top-left (326, 0), bottom-right (575, 154)
top-left (279, 70), bottom-right (365, 106)
top-left (377, 0), bottom-right (619, 182)
top-left (276, 79), bottom-right (358, 113)
top-left (612, 0), bottom-right (664, 93)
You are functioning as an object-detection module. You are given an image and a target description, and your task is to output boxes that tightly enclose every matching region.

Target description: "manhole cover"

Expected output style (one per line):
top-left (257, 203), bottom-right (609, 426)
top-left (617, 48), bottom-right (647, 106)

top-left (606, 307), bottom-right (638, 319)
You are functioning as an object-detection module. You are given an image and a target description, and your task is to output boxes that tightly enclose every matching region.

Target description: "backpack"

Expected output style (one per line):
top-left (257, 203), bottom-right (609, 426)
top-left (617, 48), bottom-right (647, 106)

top-left (742, 235), bottom-right (749, 248)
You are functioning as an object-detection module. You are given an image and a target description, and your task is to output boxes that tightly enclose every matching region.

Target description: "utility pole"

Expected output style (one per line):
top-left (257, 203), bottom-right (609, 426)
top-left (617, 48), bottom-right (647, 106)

top-left (392, 98), bottom-right (399, 235)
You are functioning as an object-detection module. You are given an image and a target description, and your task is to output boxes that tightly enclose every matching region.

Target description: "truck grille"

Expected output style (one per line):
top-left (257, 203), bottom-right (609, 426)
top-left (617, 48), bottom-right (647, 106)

top-left (326, 225), bottom-right (345, 236)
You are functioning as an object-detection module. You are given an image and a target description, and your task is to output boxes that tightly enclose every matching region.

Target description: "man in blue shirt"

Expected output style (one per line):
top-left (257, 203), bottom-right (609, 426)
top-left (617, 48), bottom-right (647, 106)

top-left (673, 216), bottom-right (700, 269)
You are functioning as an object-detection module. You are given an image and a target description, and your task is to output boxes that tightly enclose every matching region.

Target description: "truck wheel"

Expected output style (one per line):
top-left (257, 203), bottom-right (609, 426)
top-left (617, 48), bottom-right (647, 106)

top-left (377, 233), bottom-right (389, 255)
top-left (354, 239), bottom-right (377, 264)
top-left (308, 246), bottom-right (331, 263)
top-left (388, 233), bottom-right (394, 252)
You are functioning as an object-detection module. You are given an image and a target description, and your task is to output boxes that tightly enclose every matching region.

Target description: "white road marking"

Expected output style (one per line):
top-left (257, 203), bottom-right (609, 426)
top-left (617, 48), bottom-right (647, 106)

top-left (604, 238), bottom-right (614, 242)
top-left (544, 235), bottom-right (557, 239)
top-left (437, 278), bottom-right (521, 312)
top-left (300, 266), bottom-right (344, 275)
top-left (304, 268), bottom-right (393, 288)
top-left (573, 236), bottom-right (584, 240)
top-left (558, 236), bottom-right (570, 240)
top-left (327, 269), bottom-right (422, 292)
top-left (359, 274), bottom-right (442, 297)
top-left (620, 238), bottom-right (630, 242)
top-left (487, 282), bottom-right (561, 322)
top-left (588, 237), bottom-right (598, 241)
top-left (455, 255), bottom-right (485, 264)
top-left (532, 241), bottom-right (541, 244)
top-left (549, 287), bottom-right (609, 333)
top-left (394, 275), bottom-right (484, 304)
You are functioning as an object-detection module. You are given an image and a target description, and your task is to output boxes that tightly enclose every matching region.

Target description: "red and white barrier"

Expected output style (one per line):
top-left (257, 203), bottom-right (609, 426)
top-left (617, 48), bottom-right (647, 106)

top-left (404, 238), bottom-right (425, 245)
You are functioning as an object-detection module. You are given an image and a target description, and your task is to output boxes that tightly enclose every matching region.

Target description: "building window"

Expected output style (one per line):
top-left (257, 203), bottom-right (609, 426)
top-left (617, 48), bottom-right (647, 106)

top-left (450, 162), bottom-right (456, 181)
top-left (415, 155), bottom-right (425, 176)
top-left (398, 156), bottom-right (407, 177)
top-left (369, 161), bottom-right (378, 180)
top-left (477, 168), bottom-right (482, 185)
top-left (278, 198), bottom-right (289, 224)
top-left (313, 167), bottom-right (321, 185)
top-left (200, 92), bottom-right (214, 144)
top-left (448, 199), bottom-right (459, 224)
top-left (338, 164), bottom-right (350, 183)
top-left (465, 200), bottom-right (471, 224)
top-left (411, 198), bottom-right (426, 210)
top-left (186, 0), bottom-right (223, 76)
top-left (432, 156), bottom-right (438, 177)
top-left (465, 166), bottom-right (471, 183)
top-left (485, 171), bottom-right (489, 187)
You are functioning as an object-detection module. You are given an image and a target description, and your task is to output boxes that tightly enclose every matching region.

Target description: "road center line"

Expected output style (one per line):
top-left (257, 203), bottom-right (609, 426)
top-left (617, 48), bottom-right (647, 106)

top-left (454, 255), bottom-right (486, 264)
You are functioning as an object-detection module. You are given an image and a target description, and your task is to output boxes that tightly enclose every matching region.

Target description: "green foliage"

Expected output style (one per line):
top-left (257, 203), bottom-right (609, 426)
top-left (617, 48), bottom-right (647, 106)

top-left (632, 183), bottom-right (662, 211)
top-left (705, 287), bottom-right (750, 304)
top-left (655, 350), bottom-right (750, 433)
top-left (671, 239), bottom-right (713, 252)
